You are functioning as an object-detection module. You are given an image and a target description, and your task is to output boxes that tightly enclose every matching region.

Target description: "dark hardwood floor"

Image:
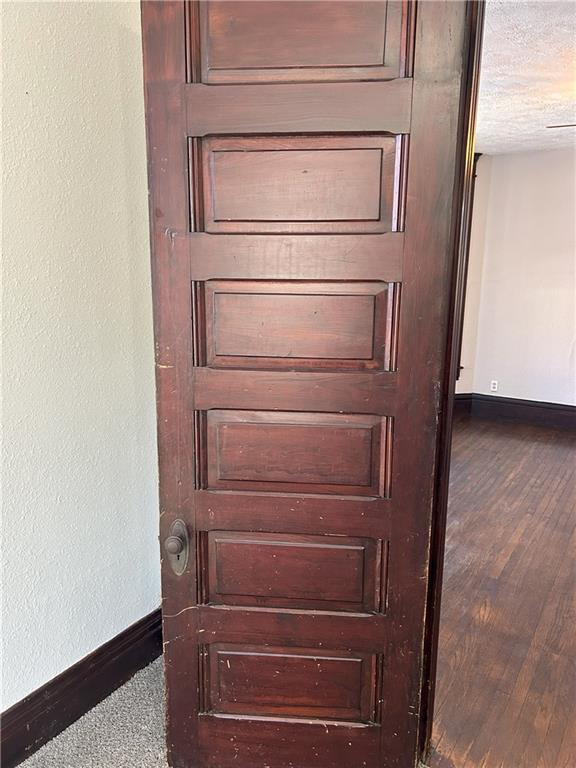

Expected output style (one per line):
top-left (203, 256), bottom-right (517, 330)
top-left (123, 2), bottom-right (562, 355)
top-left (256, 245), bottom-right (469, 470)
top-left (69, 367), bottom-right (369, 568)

top-left (428, 416), bottom-right (576, 768)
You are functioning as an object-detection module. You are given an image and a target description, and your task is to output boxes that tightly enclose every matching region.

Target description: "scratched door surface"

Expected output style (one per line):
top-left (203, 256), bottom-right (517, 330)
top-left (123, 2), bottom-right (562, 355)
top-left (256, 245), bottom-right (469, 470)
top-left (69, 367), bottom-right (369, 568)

top-left (141, 2), bottom-right (476, 766)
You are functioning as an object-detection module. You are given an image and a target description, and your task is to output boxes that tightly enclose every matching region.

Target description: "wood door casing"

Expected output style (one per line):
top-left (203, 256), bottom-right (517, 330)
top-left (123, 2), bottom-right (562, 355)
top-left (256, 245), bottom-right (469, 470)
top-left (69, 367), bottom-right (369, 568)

top-left (142, 2), bottom-right (478, 767)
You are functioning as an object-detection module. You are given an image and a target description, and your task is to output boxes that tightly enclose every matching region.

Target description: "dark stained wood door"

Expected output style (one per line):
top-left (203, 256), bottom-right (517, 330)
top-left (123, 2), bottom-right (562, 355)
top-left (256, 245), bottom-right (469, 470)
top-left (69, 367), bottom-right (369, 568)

top-left (141, 3), bottom-right (479, 767)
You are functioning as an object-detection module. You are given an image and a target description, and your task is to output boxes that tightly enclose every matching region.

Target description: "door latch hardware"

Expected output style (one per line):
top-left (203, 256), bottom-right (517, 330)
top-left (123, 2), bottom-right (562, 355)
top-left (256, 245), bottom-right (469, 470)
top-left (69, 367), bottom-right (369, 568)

top-left (164, 519), bottom-right (189, 576)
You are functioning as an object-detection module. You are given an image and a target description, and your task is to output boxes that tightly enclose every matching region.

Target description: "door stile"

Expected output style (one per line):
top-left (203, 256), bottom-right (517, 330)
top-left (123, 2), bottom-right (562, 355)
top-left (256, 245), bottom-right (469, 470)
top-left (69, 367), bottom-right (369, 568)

top-left (142, 3), bottom-right (199, 764)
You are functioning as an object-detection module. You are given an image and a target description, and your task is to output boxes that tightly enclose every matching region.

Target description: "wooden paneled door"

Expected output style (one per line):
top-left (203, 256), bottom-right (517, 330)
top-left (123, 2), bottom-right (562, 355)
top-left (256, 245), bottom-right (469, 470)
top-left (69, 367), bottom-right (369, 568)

top-left (141, 3), bottom-right (481, 767)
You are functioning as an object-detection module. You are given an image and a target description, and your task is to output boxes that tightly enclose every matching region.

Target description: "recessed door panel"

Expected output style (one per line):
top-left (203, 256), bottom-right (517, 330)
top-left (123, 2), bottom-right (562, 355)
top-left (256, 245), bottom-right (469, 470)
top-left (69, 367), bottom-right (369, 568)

top-left (207, 531), bottom-right (386, 612)
top-left (206, 644), bottom-right (376, 723)
top-left (198, 0), bottom-right (404, 83)
top-left (206, 410), bottom-right (391, 496)
top-left (204, 281), bottom-right (393, 372)
top-left (200, 135), bottom-right (398, 233)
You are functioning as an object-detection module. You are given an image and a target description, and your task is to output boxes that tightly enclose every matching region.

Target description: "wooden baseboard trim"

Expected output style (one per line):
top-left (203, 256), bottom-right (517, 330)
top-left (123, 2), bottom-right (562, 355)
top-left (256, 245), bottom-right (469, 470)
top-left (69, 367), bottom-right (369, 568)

top-left (1, 609), bottom-right (162, 768)
top-left (454, 393), bottom-right (576, 430)
top-left (453, 392), bottom-right (473, 416)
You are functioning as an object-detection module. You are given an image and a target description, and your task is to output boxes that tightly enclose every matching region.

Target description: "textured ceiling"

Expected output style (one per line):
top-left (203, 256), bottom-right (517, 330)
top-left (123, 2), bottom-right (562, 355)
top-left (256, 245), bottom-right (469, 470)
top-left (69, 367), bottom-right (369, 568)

top-left (475, 0), bottom-right (576, 154)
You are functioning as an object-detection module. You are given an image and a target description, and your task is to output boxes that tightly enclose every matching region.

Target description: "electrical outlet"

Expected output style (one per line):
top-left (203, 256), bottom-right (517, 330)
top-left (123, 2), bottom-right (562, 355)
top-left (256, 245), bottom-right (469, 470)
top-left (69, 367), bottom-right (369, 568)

top-left (490, 380), bottom-right (498, 392)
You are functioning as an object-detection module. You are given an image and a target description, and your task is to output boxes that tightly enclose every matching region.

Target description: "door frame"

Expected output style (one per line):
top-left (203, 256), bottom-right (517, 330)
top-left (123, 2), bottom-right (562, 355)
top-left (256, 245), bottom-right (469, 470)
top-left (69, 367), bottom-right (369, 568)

top-left (418, 1), bottom-right (486, 760)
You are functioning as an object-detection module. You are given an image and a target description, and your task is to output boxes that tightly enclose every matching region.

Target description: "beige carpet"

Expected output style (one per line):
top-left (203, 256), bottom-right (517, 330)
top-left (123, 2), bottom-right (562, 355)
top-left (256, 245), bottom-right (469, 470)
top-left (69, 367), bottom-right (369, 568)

top-left (21, 660), bottom-right (167, 767)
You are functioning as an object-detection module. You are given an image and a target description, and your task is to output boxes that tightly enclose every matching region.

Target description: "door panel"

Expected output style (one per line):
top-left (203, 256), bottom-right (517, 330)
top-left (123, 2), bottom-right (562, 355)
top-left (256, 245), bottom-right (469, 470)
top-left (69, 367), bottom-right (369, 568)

top-left (199, 0), bottom-right (403, 83)
top-left (206, 531), bottom-right (383, 613)
top-left (206, 644), bottom-right (376, 722)
top-left (204, 281), bottom-right (392, 372)
top-left (142, 2), bottom-right (475, 767)
top-left (200, 135), bottom-right (398, 233)
top-left (205, 409), bottom-right (390, 496)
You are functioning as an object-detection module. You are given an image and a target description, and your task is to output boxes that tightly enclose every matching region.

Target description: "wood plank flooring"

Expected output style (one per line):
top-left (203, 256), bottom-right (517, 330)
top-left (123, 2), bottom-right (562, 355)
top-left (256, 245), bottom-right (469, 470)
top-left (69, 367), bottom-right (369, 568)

top-left (428, 416), bottom-right (576, 768)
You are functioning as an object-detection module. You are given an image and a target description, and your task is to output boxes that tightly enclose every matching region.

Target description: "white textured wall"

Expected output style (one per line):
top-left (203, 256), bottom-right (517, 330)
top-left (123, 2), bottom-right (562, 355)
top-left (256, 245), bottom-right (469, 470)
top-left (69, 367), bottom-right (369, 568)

top-left (2, 1), bottom-right (160, 710)
top-left (458, 148), bottom-right (576, 405)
